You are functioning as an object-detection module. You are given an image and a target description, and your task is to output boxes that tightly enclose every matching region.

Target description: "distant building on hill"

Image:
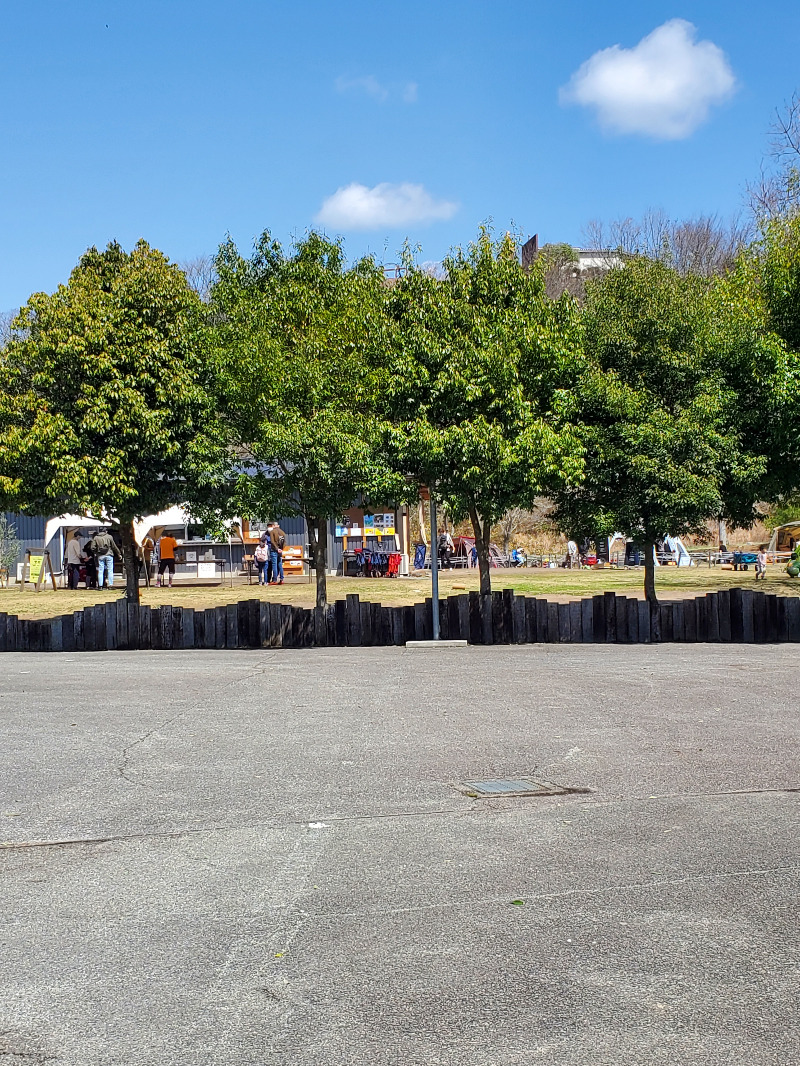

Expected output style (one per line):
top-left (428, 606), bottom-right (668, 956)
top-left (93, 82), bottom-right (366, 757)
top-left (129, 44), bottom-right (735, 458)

top-left (522, 234), bottom-right (623, 276)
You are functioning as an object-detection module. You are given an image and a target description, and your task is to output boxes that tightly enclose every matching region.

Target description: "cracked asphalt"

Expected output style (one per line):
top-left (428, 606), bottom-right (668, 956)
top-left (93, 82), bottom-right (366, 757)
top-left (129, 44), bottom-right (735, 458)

top-left (2, 645), bottom-right (799, 1065)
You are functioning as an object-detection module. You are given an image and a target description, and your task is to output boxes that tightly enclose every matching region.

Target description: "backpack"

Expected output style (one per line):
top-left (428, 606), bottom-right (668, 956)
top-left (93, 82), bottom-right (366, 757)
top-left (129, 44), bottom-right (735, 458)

top-left (277, 534), bottom-right (285, 549)
top-left (254, 543), bottom-right (268, 563)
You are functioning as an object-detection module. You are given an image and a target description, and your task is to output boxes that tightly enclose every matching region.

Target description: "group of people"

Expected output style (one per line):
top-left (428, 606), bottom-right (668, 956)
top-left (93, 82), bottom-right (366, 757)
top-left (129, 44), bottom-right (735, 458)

top-left (64, 529), bottom-right (122, 590)
top-left (63, 529), bottom-right (180, 589)
top-left (253, 522), bottom-right (287, 586)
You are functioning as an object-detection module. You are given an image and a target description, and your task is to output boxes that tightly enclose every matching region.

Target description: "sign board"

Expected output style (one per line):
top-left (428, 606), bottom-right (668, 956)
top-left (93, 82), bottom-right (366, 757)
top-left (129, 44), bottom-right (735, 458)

top-left (197, 562), bottom-right (217, 578)
top-left (28, 555), bottom-right (44, 583)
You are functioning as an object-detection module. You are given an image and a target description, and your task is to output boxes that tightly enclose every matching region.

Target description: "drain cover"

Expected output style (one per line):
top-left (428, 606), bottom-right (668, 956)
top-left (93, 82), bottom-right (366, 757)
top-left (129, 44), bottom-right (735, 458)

top-left (454, 777), bottom-right (589, 799)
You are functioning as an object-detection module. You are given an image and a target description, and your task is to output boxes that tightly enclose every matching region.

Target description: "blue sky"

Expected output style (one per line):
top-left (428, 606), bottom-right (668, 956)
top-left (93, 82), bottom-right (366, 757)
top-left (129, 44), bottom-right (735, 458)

top-left (1, 1), bottom-right (798, 310)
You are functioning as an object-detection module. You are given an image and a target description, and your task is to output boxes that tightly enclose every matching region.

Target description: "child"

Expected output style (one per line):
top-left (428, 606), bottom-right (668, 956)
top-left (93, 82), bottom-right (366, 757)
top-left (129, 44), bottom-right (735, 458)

top-left (755, 549), bottom-right (767, 581)
top-left (254, 535), bottom-right (270, 585)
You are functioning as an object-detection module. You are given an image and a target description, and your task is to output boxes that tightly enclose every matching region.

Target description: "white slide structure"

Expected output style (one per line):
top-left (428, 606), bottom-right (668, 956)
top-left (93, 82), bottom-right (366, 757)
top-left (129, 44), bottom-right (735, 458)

top-left (656, 535), bottom-right (693, 567)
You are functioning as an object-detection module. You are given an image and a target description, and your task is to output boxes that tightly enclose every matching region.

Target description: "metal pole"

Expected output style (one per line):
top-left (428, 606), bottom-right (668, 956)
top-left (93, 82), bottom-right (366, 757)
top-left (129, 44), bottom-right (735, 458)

top-left (430, 493), bottom-right (440, 640)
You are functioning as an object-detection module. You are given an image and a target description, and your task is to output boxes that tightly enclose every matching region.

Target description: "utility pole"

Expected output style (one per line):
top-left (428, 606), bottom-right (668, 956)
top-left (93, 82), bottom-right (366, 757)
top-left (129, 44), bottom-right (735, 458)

top-left (430, 492), bottom-right (440, 641)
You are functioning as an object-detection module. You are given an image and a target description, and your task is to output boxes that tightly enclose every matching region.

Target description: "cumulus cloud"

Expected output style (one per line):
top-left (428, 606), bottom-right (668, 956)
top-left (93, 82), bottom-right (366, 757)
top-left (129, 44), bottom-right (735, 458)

top-left (315, 182), bottom-right (458, 230)
top-left (560, 19), bottom-right (736, 139)
top-left (335, 76), bottom-right (418, 104)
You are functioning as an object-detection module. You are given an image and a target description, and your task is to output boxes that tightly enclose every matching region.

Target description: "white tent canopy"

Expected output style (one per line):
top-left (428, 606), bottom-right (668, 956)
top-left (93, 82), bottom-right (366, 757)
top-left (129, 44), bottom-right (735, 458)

top-left (133, 508), bottom-right (243, 545)
top-left (43, 509), bottom-right (244, 550)
top-left (767, 521), bottom-right (800, 553)
top-left (44, 514), bottom-right (113, 547)
top-left (133, 506), bottom-right (193, 546)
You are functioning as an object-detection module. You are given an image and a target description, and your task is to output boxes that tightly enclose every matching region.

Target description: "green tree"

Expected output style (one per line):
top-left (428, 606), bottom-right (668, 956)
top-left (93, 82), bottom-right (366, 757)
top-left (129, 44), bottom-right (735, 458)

top-left (553, 258), bottom-right (792, 602)
top-left (754, 212), bottom-right (800, 352)
top-left (0, 240), bottom-right (218, 602)
top-left (385, 231), bottom-right (584, 595)
top-left (209, 231), bottom-right (405, 607)
top-left (0, 514), bottom-right (20, 575)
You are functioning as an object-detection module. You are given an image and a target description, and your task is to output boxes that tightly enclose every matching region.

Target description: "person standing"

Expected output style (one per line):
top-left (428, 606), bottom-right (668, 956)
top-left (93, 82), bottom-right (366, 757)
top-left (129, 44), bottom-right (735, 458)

top-left (83, 533), bottom-right (98, 589)
top-left (437, 528), bottom-right (454, 569)
top-left (254, 534), bottom-right (270, 586)
top-left (139, 534), bottom-right (155, 585)
top-left (567, 539), bottom-right (580, 569)
top-left (269, 521), bottom-right (286, 585)
top-left (65, 532), bottom-right (83, 589)
top-left (755, 549), bottom-right (767, 581)
top-left (156, 531), bottom-right (179, 588)
top-left (91, 529), bottom-right (122, 589)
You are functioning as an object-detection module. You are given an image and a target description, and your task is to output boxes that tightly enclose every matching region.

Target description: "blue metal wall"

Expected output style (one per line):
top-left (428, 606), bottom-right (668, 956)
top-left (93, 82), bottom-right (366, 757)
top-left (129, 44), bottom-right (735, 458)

top-left (2, 513), bottom-right (46, 569)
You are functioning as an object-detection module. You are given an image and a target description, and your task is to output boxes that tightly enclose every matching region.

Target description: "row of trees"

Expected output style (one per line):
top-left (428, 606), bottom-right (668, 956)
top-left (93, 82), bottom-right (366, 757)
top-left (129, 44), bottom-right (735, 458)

top-left (1, 216), bottom-right (799, 606)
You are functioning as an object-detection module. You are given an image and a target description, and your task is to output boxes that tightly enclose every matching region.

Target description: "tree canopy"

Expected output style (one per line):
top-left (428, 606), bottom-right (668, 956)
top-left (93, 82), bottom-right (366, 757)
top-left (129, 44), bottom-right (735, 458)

top-left (208, 231), bottom-right (406, 606)
top-left (552, 257), bottom-right (797, 601)
top-left (0, 240), bottom-right (219, 601)
top-left (1, 216), bottom-right (799, 610)
top-left (385, 231), bottom-right (585, 594)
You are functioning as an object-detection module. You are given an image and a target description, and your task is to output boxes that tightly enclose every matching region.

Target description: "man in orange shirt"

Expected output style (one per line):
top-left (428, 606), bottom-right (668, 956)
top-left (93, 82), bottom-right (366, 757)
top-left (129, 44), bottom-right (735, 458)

top-left (156, 531), bottom-right (179, 588)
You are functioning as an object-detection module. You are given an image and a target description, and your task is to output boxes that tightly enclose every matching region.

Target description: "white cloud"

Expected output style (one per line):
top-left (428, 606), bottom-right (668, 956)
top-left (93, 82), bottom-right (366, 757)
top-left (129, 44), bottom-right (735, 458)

top-left (335, 75), bottom-right (388, 102)
top-left (334, 76), bottom-right (418, 104)
top-left (315, 182), bottom-right (458, 230)
top-left (560, 19), bottom-right (736, 139)
top-left (402, 81), bottom-right (418, 104)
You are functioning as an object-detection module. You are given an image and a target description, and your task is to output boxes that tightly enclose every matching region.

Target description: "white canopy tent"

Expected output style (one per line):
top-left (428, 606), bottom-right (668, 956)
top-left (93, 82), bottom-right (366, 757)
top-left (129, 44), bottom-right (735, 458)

top-left (133, 508), bottom-right (243, 546)
top-left (41, 514), bottom-right (114, 585)
top-left (767, 521), bottom-right (800, 554)
top-left (133, 506), bottom-right (192, 546)
top-left (43, 513), bottom-right (114, 549)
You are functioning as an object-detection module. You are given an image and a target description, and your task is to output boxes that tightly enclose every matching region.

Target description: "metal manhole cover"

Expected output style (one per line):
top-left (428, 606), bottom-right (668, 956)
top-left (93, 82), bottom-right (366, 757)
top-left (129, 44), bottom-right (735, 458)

top-left (454, 777), bottom-right (590, 799)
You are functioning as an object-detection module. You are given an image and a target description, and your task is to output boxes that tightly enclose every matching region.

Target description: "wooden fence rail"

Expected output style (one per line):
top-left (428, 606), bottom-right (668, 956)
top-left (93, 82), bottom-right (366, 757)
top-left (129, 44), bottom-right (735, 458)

top-left (1, 589), bottom-right (799, 652)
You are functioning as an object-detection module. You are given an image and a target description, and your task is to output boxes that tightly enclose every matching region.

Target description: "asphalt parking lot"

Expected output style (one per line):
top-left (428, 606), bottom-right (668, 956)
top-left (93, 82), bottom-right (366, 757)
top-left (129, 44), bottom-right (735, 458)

top-left (2, 644), bottom-right (799, 1065)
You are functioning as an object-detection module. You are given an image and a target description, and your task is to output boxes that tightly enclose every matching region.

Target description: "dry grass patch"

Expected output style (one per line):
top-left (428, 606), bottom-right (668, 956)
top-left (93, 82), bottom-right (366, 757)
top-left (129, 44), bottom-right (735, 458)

top-left (1, 565), bottom-right (797, 619)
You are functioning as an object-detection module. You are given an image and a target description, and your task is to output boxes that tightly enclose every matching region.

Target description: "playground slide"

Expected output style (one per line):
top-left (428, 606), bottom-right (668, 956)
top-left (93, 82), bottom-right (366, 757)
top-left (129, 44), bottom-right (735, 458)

top-left (662, 536), bottom-right (693, 567)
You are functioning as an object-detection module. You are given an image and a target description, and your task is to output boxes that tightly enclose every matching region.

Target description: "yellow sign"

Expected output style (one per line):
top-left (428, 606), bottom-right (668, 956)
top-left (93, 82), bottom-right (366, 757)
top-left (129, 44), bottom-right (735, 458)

top-left (28, 555), bottom-right (43, 583)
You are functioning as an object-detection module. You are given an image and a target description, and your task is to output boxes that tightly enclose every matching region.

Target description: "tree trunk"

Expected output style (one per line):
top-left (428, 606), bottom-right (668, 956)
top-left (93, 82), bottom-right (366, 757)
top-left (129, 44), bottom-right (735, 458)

top-left (307, 515), bottom-right (328, 608)
top-left (502, 532), bottom-right (510, 557)
top-left (718, 519), bottom-right (727, 551)
top-left (418, 498), bottom-right (428, 547)
top-left (120, 519), bottom-right (140, 604)
top-left (469, 506), bottom-right (492, 596)
top-left (644, 539), bottom-right (658, 605)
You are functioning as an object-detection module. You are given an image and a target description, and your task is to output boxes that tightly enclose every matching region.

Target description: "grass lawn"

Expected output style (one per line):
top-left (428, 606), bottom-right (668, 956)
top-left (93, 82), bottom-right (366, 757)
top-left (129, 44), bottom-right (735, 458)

top-left (2, 564), bottom-right (798, 619)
